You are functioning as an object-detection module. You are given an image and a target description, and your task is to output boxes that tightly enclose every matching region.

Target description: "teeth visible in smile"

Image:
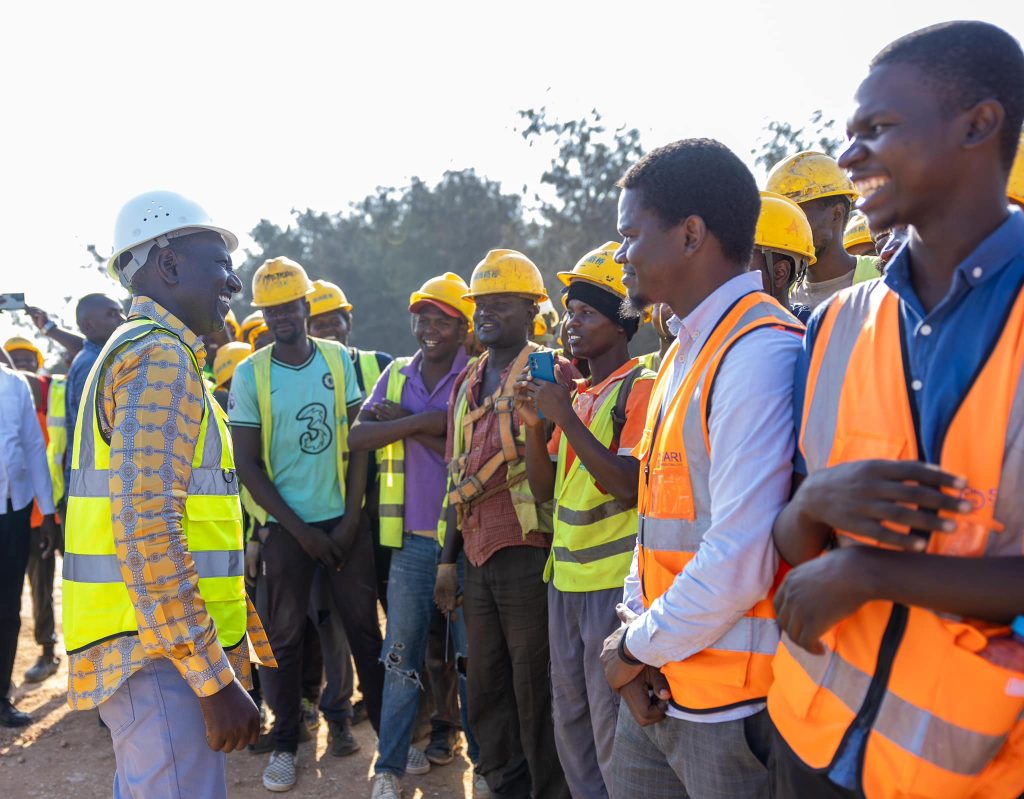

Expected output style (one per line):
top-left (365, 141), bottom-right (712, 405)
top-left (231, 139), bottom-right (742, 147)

top-left (854, 176), bottom-right (890, 200)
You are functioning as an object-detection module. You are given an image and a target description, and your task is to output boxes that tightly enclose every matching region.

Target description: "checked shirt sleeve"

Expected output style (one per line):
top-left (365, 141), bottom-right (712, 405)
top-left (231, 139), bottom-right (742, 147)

top-left (105, 335), bottom-right (235, 697)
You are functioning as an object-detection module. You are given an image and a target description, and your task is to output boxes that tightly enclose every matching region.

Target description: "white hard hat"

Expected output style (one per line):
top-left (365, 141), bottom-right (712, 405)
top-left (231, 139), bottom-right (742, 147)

top-left (107, 191), bottom-right (239, 288)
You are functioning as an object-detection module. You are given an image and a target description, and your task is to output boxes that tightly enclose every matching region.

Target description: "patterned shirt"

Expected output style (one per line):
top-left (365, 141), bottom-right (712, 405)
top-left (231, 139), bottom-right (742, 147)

top-left (68, 297), bottom-right (274, 711)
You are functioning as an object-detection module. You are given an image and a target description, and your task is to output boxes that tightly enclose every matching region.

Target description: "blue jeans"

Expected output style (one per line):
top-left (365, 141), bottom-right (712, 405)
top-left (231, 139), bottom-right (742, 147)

top-left (375, 534), bottom-right (473, 776)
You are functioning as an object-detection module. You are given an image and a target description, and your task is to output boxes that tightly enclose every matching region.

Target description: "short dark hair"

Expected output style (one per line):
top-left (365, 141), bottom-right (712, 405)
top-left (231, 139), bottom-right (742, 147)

top-left (75, 293), bottom-right (119, 327)
top-left (871, 21), bottom-right (1024, 170)
top-left (617, 139), bottom-right (761, 265)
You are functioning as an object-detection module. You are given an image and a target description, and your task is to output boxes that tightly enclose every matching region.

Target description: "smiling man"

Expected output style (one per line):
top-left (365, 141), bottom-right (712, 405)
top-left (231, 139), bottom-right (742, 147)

top-left (434, 250), bottom-right (573, 799)
top-left (348, 273), bottom-right (475, 799)
top-left (767, 21), bottom-right (1024, 799)
top-left (229, 257), bottom-right (383, 792)
top-left (63, 191), bottom-right (275, 798)
top-left (601, 140), bottom-right (803, 798)
top-left (517, 242), bottom-right (654, 799)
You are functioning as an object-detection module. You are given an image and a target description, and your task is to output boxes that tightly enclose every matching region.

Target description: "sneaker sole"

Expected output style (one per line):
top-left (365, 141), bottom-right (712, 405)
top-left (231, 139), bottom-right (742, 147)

top-left (425, 751), bottom-right (455, 766)
top-left (405, 763), bottom-right (431, 776)
top-left (262, 778), bottom-right (296, 793)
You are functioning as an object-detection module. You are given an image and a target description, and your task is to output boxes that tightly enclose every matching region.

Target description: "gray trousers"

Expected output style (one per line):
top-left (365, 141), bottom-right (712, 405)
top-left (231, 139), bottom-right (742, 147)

top-left (98, 659), bottom-right (226, 799)
top-left (608, 704), bottom-right (772, 799)
top-left (548, 585), bottom-right (621, 799)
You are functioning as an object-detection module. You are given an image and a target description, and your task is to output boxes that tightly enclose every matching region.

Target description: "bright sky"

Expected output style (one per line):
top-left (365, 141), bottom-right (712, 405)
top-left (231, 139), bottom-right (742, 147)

top-left (2, 0), bottom-right (1022, 350)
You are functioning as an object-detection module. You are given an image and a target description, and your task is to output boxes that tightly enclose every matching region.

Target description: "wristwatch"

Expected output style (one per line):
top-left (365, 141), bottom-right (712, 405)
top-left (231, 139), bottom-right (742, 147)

top-left (42, 319), bottom-right (56, 334)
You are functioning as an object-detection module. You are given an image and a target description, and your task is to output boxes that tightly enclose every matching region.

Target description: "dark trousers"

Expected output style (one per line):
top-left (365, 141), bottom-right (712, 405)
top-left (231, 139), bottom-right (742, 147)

top-left (464, 546), bottom-right (569, 799)
top-left (0, 501), bottom-right (33, 699)
top-left (26, 521), bottom-right (63, 651)
top-left (771, 723), bottom-right (859, 799)
top-left (259, 516), bottom-right (384, 753)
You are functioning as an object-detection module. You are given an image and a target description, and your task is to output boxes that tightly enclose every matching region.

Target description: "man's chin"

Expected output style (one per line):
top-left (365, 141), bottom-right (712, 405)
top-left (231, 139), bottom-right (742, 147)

top-left (625, 291), bottom-right (652, 313)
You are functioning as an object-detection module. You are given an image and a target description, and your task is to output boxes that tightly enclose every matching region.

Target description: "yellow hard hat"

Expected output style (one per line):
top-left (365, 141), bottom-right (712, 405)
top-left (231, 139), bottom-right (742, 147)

top-left (465, 249), bottom-right (547, 302)
top-left (3, 336), bottom-right (44, 369)
top-left (755, 191), bottom-right (817, 265)
top-left (223, 308), bottom-right (240, 341)
top-left (409, 272), bottom-right (474, 325)
top-left (765, 151), bottom-right (858, 206)
top-left (532, 298), bottom-right (559, 338)
top-left (1009, 132), bottom-right (1024, 207)
top-left (239, 310), bottom-right (264, 343)
top-left (308, 279), bottom-right (353, 316)
top-left (251, 257), bottom-right (314, 309)
top-left (843, 210), bottom-right (873, 252)
top-left (213, 341), bottom-right (252, 388)
top-left (556, 241), bottom-right (627, 299)
top-left (247, 322), bottom-right (270, 349)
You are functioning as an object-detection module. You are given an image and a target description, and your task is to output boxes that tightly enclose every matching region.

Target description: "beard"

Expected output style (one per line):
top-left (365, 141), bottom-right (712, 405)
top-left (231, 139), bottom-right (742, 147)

top-left (622, 293), bottom-right (649, 316)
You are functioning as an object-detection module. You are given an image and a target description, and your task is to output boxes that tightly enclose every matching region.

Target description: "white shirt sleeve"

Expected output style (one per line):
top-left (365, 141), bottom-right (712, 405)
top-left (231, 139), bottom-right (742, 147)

top-left (624, 327), bottom-right (800, 666)
top-left (622, 541), bottom-right (644, 615)
top-left (19, 373), bottom-right (55, 515)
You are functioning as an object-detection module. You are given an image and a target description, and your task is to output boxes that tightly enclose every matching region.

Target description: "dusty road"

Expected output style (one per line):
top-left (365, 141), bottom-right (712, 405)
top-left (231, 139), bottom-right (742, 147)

top-left (0, 558), bottom-right (473, 798)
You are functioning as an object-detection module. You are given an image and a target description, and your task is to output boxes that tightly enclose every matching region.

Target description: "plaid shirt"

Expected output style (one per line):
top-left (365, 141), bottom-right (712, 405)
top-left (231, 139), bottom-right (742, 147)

top-left (67, 297), bottom-right (274, 710)
top-left (446, 350), bottom-right (577, 567)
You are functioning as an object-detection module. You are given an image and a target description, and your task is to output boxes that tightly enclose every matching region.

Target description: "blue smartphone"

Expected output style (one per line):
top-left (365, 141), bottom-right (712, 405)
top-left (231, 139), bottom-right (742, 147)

top-left (527, 351), bottom-right (556, 383)
top-left (527, 351), bottom-right (556, 420)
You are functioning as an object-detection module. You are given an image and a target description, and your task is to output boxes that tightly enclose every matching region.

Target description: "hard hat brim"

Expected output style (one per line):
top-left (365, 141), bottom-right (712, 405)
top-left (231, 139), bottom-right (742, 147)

top-left (409, 298), bottom-right (466, 320)
top-left (462, 289), bottom-right (548, 302)
top-left (107, 225), bottom-right (240, 284)
top-left (251, 285), bottom-right (316, 309)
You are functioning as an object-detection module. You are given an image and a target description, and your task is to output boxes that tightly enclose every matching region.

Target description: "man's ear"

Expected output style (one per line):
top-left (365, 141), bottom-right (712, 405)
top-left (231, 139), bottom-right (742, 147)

top-left (774, 257), bottom-right (793, 291)
top-left (154, 247), bottom-right (181, 286)
top-left (962, 98), bottom-right (1005, 153)
top-left (679, 215), bottom-right (708, 255)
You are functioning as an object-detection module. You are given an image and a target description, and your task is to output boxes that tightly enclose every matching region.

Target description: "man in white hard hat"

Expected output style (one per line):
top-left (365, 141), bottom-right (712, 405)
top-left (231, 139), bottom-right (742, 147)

top-left (62, 191), bottom-right (275, 799)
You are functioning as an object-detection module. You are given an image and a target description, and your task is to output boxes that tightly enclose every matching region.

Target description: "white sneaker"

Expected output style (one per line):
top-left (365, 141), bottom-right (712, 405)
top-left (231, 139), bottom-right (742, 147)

top-left (474, 771), bottom-right (492, 797)
top-left (263, 751), bottom-right (297, 792)
top-left (405, 746), bottom-right (431, 775)
top-left (371, 772), bottom-right (403, 799)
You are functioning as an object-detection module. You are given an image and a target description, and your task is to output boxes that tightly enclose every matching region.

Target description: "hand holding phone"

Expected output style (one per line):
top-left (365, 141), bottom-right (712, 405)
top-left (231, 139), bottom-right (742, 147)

top-left (0, 293), bottom-right (26, 312)
top-left (527, 351), bottom-right (556, 383)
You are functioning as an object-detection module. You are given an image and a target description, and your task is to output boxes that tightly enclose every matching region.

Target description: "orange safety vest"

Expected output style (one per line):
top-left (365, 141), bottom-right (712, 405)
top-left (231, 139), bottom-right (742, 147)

top-left (769, 280), bottom-right (1024, 799)
top-left (636, 291), bottom-right (802, 713)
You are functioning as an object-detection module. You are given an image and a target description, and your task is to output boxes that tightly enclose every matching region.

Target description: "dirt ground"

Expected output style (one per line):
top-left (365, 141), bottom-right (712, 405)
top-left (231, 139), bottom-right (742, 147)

top-left (0, 557), bottom-right (473, 798)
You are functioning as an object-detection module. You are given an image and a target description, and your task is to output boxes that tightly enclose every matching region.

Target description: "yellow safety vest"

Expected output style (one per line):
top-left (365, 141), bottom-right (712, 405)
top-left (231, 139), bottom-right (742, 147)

top-left (46, 375), bottom-right (67, 504)
top-left (353, 348), bottom-right (383, 398)
top-left (63, 318), bottom-right (247, 653)
top-left (378, 357), bottom-right (411, 548)
top-left (437, 345), bottom-right (553, 546)
top-left (252, 337), bottom-right (352, 504)
top-left (546, 364), bottom-right (652, 592)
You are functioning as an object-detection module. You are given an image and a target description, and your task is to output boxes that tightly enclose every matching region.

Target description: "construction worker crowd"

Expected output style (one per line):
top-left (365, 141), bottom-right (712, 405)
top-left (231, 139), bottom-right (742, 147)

top-left (2, 19), bottom-right (1024, 799)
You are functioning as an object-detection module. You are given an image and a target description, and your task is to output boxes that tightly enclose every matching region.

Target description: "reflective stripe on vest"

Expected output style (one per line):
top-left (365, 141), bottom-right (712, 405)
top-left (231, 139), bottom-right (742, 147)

top-left (356, 349), bottom-right (383, 397)
top-left (547, 363), bottom-right (650, 592)
top-left (62, 318), bottom-right (247, 654)
top-left (378, 357), bottom-right (411, 548)
top-left (769, 279), bottom-right (1024, 799)
top-left (252, 339), bottom-right (350, 503)
top-left (636, 291), bottom-right (802, 713)
top-left (46, 376), bottom-right (67, 503)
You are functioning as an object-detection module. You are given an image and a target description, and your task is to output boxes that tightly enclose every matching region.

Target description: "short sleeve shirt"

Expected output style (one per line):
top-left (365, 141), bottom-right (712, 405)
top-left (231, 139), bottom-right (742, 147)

top-left (229, 345), bottom-right (362, 523)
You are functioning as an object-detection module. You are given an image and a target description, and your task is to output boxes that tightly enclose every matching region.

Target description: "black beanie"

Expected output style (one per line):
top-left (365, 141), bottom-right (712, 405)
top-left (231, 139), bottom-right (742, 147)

top-left (564, 281), bottom-right (640, 340)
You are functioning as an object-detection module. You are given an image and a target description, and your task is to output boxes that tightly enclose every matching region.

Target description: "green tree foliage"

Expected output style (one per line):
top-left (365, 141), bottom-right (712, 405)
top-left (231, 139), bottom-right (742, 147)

top-left (518, 107), bottom-right (644, 280)
top-left (238, 170), bottom-right (530, 355)
top-left (239, 109), bottom-right (648, 357)
top-left (752, 110), bottom-right (844, 172)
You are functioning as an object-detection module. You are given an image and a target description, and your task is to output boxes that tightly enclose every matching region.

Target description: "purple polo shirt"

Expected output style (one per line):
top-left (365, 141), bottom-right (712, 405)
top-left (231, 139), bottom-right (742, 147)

top-left (366, 348), bottom-right (470, 532)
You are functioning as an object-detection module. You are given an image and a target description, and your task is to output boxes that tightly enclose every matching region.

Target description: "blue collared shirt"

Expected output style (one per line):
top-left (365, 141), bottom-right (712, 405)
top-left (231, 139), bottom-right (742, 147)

top-left (795, 208), bottom-right (1024, 472)
top-left (64, 338), bottom-right (102, 482)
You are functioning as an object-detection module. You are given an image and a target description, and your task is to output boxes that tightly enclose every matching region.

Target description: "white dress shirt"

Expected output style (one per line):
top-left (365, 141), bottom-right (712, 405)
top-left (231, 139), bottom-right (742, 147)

top-left (0, 366), bottom-right (55, 516)
top-left (622, 272), bottom-right (800, 722)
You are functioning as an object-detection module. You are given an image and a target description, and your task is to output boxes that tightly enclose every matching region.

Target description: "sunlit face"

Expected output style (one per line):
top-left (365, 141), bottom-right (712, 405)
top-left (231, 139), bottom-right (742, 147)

top-left (615, 187), bottom-right (682, 310)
